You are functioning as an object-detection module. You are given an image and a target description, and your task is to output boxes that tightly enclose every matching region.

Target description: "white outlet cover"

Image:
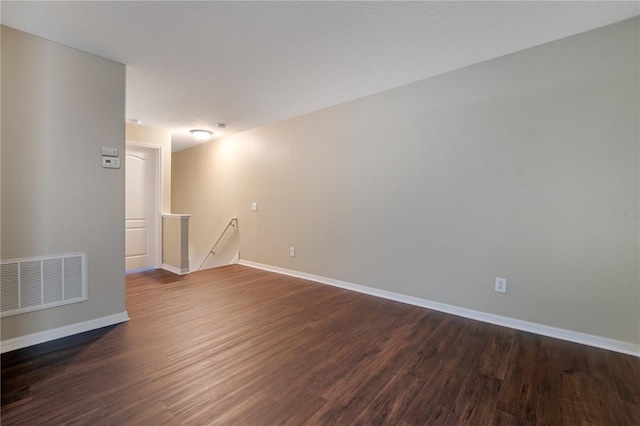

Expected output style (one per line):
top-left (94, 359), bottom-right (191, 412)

top-left (495, 277), bottom-right (507, 293)
top-left (251, 202), bottom-right (258, 211)
top-left (289, 247), bottom-right (295, 257)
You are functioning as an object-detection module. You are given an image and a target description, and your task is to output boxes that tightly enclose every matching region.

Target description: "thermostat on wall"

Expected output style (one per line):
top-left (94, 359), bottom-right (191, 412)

top-left (102, 156), bottom-right (121, 169)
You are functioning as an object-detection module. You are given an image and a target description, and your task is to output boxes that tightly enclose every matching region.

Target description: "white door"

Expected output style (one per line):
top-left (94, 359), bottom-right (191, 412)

top-left (125, 145), bottom-right (158, 271)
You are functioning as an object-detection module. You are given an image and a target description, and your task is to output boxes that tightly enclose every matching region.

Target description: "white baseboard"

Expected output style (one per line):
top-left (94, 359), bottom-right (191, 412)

top-left (162, 264), bottom-right (190, 275)
top-left (0, 311), bottom-right (129, 354)
top-left (239, 260), bottom-right (640, 357)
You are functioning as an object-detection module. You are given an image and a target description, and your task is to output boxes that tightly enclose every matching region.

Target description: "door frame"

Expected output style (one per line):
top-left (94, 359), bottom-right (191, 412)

top-left (125, 141), bottom-right (163, 270)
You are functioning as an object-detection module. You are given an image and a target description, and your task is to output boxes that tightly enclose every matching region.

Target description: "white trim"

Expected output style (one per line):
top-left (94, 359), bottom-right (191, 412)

top-left (162, 214), bottom-right (192, 218)
top-left (0, 311), bottom-right (129, 354)
top-left (238, 260), bottom-right (640, 357)
top-left (162, 264), bottom-right (189, 275)
top-left (126, 141), bottom-right (163, 269)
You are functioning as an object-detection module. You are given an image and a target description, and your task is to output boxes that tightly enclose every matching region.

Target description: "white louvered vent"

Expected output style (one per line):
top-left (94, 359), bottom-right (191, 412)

top-left (0, 253), bottom-right (87, 317)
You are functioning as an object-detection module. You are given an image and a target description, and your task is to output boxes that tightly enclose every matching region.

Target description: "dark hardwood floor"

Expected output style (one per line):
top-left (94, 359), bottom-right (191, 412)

top-left (2, 265), bottom-right (639, 425)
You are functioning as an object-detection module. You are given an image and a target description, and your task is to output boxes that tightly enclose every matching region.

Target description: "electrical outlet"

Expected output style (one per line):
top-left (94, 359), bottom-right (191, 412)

top-left (495, 277), bottom-right (507, 293)
top-left (289, 247), bottom-right (295, 257)
top-left (251, 202), bottom-right (258, 211)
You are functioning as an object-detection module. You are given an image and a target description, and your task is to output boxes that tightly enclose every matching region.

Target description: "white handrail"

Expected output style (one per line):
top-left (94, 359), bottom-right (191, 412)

top-left (198, 217), bottom-right (238, 271)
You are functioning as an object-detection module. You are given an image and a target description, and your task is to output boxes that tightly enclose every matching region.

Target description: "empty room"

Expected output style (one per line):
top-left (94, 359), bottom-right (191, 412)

top-left (1, 1), bottom-right (639, 425)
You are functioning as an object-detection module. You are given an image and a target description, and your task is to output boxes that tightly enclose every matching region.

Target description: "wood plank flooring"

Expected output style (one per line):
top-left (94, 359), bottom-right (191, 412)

top-left (2, 264), bottom-right (639, 425)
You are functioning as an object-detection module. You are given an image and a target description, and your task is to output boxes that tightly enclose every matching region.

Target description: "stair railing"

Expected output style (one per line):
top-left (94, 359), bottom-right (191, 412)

top-left (198, 217), bottom-right (238, 271)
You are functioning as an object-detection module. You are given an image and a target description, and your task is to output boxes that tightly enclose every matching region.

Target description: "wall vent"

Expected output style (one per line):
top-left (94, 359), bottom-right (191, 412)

top-left (1, 253), bottom-right (87, 317)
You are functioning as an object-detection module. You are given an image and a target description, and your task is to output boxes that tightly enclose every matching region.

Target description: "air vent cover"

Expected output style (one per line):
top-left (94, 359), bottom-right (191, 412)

top-left (1, 253), bottom-right (87, 317)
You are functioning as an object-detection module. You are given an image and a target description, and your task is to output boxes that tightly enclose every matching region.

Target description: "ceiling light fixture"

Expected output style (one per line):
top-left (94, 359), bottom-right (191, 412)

top-left (190, 129), bottom-right (213, 142)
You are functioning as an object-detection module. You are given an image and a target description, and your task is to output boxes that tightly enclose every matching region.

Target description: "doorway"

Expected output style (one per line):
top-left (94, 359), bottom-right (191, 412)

top-left (125, 143), bottom-right (161, 272)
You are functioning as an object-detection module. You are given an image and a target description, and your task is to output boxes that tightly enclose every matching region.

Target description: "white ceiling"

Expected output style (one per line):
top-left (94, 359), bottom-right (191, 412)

top-left (2, 1), bottom-right (638, 152)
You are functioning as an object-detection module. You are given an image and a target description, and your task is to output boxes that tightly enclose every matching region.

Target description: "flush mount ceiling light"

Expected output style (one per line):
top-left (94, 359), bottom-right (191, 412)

top-left (190, 129), bottom-right (213, 142)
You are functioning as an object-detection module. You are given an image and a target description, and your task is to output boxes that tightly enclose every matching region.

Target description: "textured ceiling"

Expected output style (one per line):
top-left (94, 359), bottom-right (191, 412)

top-left (2, 1), bottom-right (638, 152)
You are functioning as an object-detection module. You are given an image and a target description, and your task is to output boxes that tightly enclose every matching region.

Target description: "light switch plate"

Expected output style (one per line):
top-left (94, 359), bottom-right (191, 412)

top-left (101, 147), bottom-right (119, 157)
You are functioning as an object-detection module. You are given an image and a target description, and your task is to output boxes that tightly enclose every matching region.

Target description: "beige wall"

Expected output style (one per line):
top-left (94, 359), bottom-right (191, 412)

top-left (172, 147), bottom-right (240, 271)
top-left (1, 26), bottom-right (126, 340)
top-left (173, 18), bottom-right (639, 345)
top-left (126, 123), bottom-right (172, 214)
